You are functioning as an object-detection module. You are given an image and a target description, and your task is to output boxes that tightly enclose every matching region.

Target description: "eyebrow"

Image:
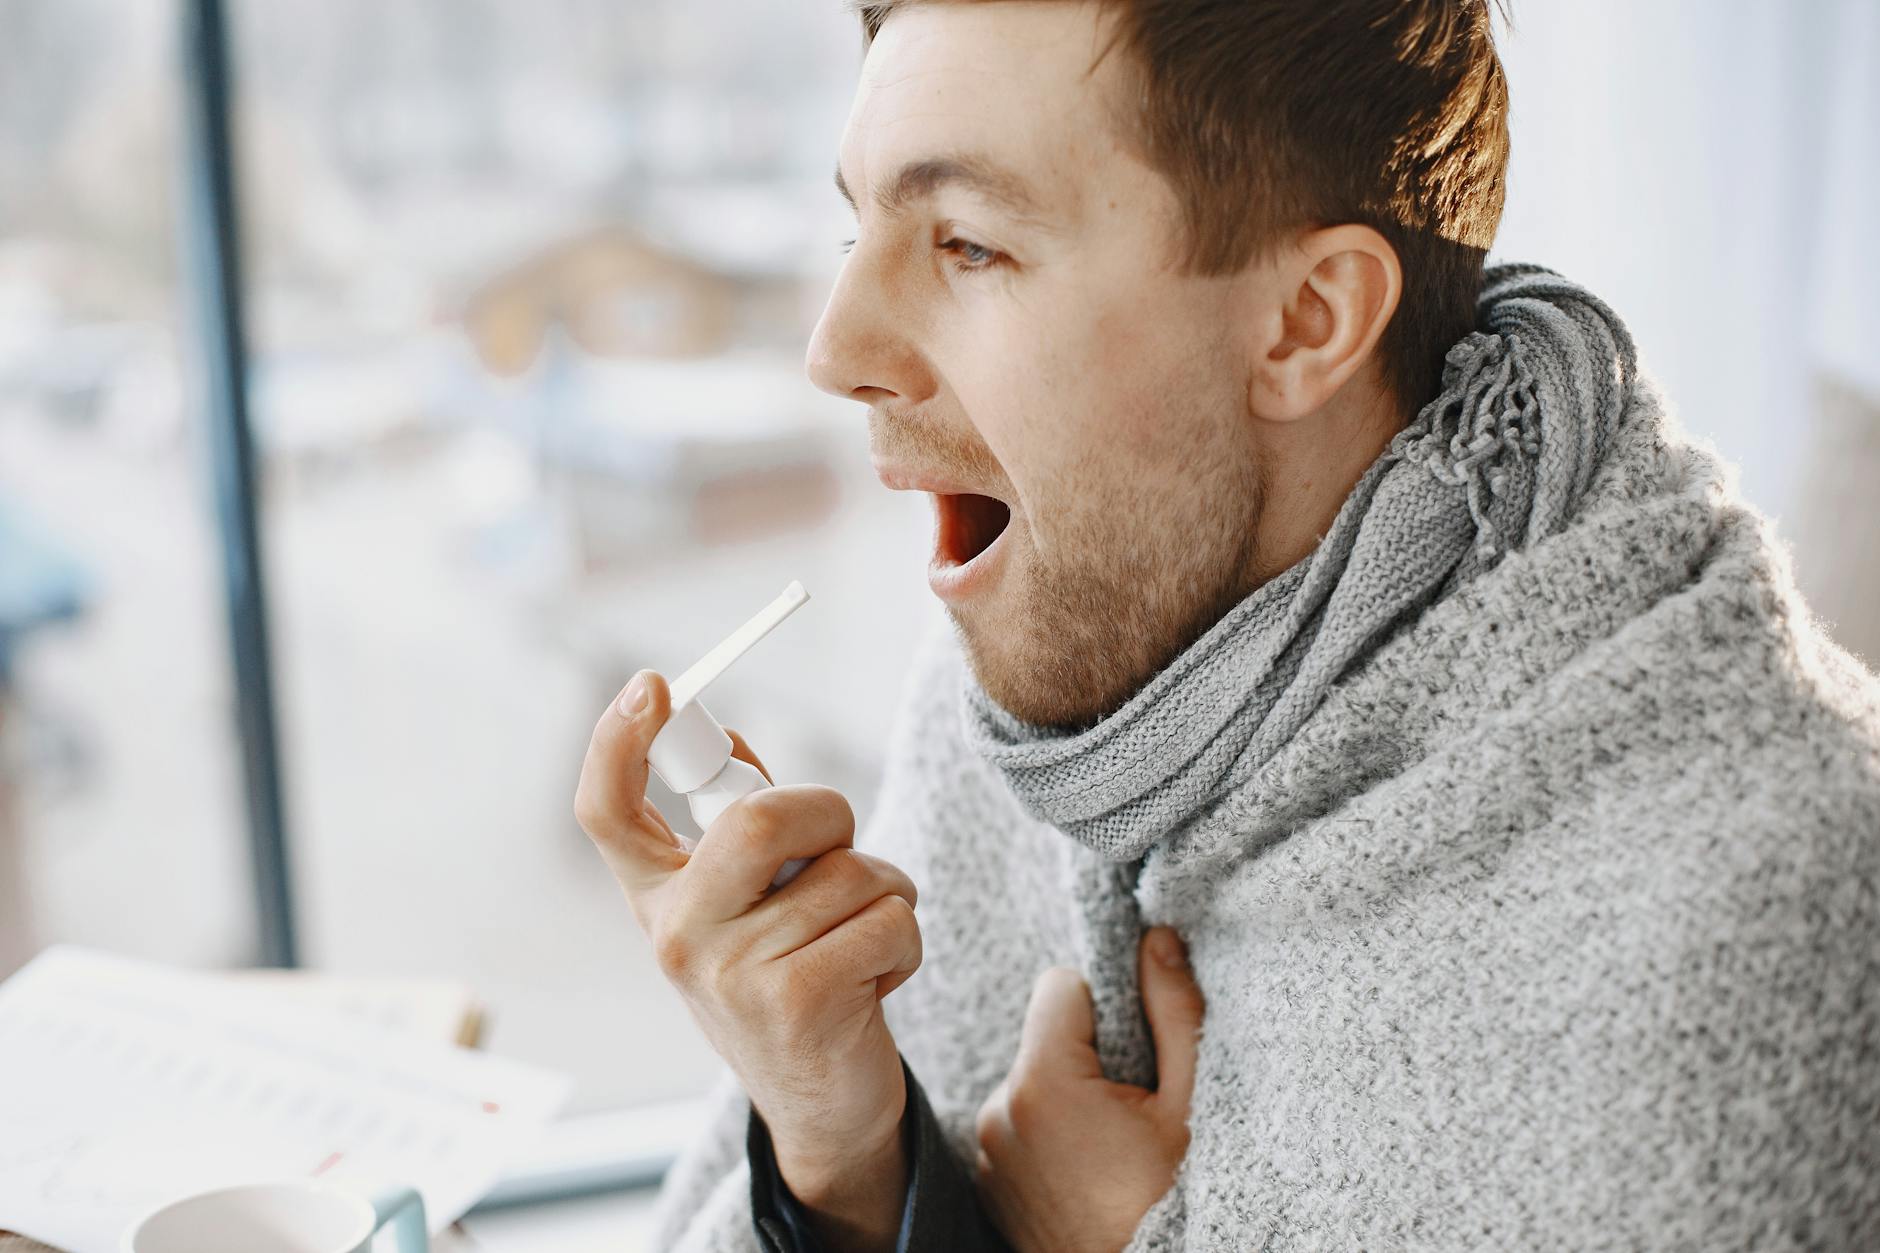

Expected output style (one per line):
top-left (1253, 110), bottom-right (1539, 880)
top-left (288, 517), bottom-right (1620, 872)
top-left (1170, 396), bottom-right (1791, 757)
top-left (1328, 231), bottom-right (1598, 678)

top-left (834, 153), bottom-right (1046, 221)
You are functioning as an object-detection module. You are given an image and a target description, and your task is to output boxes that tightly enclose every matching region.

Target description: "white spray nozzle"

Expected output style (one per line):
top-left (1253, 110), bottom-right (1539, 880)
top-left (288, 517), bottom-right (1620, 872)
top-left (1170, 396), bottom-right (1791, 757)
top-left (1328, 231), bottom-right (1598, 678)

top-left (647, 581), bottom-right (810, 797)
top-left (670, 580), bottom-right (810, 710)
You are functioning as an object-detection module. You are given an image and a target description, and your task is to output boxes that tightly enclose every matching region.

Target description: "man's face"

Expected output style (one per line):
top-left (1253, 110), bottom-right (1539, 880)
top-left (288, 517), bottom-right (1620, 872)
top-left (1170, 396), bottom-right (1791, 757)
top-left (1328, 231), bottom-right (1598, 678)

top-left (808, 0), bottom-right (1270, 730)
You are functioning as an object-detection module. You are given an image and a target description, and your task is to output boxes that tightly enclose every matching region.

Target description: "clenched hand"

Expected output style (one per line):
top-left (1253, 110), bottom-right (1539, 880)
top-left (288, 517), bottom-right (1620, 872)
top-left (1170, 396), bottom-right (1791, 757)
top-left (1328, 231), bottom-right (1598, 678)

top-left (973, 928), bottom-right (1204, 1253)
top-left (574, 670), bottom-right (922, 1253)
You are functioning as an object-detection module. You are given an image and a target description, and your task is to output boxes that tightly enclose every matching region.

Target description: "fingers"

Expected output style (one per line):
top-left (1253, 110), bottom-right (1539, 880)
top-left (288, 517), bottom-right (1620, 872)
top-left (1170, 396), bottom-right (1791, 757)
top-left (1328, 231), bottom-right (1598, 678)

top-left (869, 895), bottom-right (924, 997)
top-left (682, 784), bottom-right (857, 922)
top-left (972, 1077), bottom-right (1012, 1161)
top-left (743, 848), bottom-right (918, 962)
top-left (1015, 966), bottom-right (1103, 1081)
top-left (786, 891), bottom-right (922, 995)
top-left (574, 670), bottom-right (687, 893)
top-left (875, 962), bottom-right (918, 1001)
top-left (1139, 927), bottom-right (1205, 1113)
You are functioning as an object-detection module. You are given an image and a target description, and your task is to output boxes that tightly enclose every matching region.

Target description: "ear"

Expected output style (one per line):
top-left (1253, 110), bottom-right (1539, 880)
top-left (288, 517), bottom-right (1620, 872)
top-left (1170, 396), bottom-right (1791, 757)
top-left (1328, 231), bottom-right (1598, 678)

top-left (1248, 224), bottom-right (1401, 423)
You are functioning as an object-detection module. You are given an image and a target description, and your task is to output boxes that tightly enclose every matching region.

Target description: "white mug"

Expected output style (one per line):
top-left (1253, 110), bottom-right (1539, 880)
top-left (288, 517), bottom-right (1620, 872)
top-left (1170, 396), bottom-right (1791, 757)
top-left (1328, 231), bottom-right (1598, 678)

top-left (123, 1179), bottom-right (428, 1253)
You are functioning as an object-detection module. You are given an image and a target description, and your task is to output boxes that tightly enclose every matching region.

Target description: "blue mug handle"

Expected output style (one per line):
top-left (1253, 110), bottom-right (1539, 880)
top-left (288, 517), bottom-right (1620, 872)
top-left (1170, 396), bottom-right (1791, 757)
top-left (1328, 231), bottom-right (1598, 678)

top-left (367, 1185), bottom-right (428, 1252)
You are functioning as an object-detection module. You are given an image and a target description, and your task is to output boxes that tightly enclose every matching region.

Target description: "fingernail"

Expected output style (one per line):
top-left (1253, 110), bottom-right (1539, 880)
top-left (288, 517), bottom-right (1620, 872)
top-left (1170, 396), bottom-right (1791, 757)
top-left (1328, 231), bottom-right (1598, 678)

top-left (616, 672), bottom-right (649, 719)
top-left (1153, 928), bottom-right (1187, 969)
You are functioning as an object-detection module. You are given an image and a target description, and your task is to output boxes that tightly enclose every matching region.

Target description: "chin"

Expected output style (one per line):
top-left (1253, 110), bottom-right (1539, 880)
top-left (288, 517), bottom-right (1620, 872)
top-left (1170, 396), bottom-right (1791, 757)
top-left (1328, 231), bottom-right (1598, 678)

top-left (952, 546), bottom-right (1245, 734)
top-left (950, 605), bottom-right (1115, 733)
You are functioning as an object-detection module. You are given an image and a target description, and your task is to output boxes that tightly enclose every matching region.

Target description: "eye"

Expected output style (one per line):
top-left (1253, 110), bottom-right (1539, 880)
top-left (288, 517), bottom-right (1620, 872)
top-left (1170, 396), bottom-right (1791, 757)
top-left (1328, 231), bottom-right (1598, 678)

top-left (838, 238), bottom-right (856, 254)
top-left (939, 237), bottom-right (1006, 273)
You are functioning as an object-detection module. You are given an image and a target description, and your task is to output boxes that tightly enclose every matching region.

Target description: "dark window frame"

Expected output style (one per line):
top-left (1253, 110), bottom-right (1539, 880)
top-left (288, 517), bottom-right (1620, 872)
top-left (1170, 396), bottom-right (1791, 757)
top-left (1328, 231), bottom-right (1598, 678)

top-left (180, 0), bottom-right (297, 968)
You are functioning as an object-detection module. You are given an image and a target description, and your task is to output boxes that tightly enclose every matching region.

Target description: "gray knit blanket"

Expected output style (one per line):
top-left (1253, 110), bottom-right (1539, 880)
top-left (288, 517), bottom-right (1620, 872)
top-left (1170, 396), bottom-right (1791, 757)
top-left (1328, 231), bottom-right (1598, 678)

top-left (652, 266), bottom-right (1880, 1250)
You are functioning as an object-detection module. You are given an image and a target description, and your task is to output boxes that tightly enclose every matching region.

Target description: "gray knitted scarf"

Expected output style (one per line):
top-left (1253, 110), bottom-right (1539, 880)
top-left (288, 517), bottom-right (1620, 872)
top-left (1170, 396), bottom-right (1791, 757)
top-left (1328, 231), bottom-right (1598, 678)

top-left (961, 263), bottom-right (1638, 864)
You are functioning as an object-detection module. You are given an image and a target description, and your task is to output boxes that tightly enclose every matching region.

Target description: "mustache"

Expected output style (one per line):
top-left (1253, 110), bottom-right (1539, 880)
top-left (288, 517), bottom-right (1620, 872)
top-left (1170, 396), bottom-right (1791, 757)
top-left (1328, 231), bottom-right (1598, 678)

top-left (867, 407), bottom-right (1003, 485)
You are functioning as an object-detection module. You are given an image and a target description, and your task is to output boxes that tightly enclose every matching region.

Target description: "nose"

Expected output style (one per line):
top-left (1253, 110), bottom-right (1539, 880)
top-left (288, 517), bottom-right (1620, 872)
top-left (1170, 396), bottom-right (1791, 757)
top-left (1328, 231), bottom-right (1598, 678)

top-left (804, 245), bottom-right (935, 407)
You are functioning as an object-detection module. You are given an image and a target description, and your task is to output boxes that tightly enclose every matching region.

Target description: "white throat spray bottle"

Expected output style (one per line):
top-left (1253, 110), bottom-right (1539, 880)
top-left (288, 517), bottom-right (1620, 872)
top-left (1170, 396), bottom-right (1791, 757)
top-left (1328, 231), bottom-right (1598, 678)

top-left (647, 581), bottom-right (812, 888)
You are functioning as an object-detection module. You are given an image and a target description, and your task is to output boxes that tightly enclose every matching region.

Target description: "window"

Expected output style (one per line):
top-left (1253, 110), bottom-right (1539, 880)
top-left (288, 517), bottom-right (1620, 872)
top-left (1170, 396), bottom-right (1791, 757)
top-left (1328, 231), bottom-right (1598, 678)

top-left (1, 0), bottom-right (938, 1125)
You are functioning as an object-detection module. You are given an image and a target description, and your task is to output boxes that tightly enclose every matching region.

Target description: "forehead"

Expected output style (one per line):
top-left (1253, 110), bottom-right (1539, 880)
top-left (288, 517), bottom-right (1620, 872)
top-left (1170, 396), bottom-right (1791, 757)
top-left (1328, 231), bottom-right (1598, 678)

top-left (840, 1), bottom-right (1131, 215)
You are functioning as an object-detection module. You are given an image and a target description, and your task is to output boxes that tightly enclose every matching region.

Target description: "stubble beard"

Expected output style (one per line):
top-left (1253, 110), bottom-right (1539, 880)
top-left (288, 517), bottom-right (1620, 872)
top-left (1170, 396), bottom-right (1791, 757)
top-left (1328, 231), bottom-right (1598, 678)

top-left (952, 447), bottom-right (1266, 733)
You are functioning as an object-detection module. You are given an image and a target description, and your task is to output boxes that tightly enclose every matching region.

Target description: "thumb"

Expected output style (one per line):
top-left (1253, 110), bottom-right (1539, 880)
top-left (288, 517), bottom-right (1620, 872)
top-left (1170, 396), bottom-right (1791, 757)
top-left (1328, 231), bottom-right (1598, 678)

top-left (1015, 966), bottom-right (1104, 1081)
top-left (1139, 927), bottom-right (1204, 1112)
top-left (574, 669), bottom-right (686, 890)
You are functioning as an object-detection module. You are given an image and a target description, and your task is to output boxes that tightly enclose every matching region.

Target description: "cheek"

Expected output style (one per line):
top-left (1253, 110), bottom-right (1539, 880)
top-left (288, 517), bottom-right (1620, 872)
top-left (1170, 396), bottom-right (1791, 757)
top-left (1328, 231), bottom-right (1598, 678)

top-left (938, 287), bottom-right (1232, 530)
top-left (1084, 299), bottom-right (1230, 450)
top-left (939, 322), bottom-right (1078, 495)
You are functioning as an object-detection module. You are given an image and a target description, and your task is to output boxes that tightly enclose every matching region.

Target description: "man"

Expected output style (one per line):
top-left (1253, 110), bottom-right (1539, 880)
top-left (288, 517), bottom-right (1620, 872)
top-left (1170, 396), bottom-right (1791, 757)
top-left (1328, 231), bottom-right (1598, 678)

top-left (573, 1), bottom-right (1880, 1249)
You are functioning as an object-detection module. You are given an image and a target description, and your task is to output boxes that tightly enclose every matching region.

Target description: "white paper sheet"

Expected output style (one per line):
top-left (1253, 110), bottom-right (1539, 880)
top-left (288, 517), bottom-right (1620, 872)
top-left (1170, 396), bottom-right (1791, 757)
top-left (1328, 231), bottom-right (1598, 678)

top-left (0, 947), bottom-right (571, 1253)
top-left (217, 969), bottom-right (480, 1046)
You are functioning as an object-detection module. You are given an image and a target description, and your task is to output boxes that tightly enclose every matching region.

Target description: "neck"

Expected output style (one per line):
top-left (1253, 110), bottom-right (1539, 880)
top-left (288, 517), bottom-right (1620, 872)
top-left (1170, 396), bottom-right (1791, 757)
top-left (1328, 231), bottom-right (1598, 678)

top-left (1242, 378), bottom-right (1407, 589)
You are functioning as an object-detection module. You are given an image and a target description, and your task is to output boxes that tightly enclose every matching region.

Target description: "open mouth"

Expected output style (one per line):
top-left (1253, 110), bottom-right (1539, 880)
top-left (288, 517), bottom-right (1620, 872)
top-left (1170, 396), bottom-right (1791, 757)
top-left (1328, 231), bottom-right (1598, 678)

top-left (936, 492), bottom-right (1013, 567)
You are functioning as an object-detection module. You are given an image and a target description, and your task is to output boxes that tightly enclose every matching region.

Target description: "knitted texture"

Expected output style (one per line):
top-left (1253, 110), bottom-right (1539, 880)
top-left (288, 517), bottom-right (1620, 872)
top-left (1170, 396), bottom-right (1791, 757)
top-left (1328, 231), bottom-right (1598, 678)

top-left (961, 265), bottom-right (1633, 866)
top-left (651, 272), bottom-right (1880, 1250)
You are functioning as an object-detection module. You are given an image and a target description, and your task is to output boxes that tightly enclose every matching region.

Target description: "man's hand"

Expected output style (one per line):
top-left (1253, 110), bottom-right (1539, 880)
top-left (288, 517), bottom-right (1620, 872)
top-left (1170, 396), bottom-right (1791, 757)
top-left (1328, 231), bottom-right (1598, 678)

top-left (574, 670), bottom-right (922, 1253)
top-left (973, 928), bottom-right (1204, 1253)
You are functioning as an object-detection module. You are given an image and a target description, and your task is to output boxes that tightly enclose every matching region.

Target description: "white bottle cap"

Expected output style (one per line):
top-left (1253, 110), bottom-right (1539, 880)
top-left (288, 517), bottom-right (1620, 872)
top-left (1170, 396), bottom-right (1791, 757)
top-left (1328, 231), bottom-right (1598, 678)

top-left (647, 581), bottom-right (810, 796)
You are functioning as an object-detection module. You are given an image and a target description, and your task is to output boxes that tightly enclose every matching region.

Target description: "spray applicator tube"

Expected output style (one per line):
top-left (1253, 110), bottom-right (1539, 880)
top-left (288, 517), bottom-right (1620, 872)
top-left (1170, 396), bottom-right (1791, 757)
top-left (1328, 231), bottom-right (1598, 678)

top-left (646, 581), bottom-right (812, 889)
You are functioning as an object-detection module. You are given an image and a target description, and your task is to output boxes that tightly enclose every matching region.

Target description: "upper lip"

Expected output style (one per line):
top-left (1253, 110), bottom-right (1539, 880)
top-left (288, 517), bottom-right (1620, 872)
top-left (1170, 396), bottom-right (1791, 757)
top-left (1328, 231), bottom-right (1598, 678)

top-left (872, 459), bottom-right (1011, 504)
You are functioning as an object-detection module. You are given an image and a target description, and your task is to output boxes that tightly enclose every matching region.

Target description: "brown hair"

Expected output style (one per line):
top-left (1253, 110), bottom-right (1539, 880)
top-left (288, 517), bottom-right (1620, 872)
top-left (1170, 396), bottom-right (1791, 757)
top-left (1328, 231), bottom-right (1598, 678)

top-left (855, 0), bottom-right (1511, 414)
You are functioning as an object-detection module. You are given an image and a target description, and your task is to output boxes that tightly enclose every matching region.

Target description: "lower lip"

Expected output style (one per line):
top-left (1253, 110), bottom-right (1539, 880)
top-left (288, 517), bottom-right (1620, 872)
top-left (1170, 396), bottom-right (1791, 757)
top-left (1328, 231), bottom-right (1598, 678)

top-left (926, 496), bottom-right (1015, 603)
